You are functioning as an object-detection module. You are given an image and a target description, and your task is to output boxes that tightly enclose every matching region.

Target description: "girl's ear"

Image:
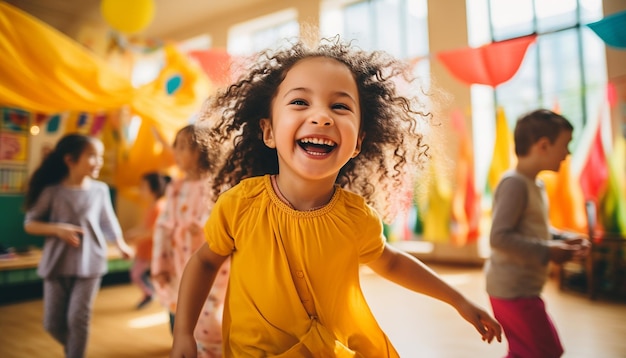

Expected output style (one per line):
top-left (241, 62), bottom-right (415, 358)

top-left (260, 118), bottom-right (276, 148)
top-left (352, 132), bottom-right (365, 158)
top-left (63, 153), bottom-right (74, 166)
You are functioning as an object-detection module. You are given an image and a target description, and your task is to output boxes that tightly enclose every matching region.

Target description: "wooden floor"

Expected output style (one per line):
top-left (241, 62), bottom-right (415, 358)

top-left (1, 264), bottom-right (625, 358)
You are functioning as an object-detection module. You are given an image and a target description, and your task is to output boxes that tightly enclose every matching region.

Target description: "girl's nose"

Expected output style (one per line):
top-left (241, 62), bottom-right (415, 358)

top-left (310, 112), bottom-right (334, 126)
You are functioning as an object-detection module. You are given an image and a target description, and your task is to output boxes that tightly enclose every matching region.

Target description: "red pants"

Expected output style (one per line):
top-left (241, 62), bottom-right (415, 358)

top-left (490, 296), bottom-right (563, 358)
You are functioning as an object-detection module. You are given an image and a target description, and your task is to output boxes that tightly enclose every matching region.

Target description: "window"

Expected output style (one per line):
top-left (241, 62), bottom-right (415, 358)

top-left (331, 0), bottom-right (428, 60)
top-left (322, 0), bottom-right (430, 88)
top-left (228, 9), bottom-right (299, 56)
top-left (469, 0), bottom-right (606, 188)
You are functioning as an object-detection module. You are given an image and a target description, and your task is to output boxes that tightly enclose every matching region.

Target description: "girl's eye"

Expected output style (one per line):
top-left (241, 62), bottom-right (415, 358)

top-left (290, 99), bottom-right (307, 106)
top-left (332, 103), bottom-right (350, 111)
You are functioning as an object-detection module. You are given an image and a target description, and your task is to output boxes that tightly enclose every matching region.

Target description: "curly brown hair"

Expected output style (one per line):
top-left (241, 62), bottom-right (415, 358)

top-left (198, 37), bottom-right (431, 220)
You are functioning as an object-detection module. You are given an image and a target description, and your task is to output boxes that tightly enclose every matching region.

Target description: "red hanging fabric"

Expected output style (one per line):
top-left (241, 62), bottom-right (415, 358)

top-left (437, 34), bottom-right (537, 87)
top-left (579, 117), bottom-right (609, 203)
top-left (188, 49), bottom-right (233, 87)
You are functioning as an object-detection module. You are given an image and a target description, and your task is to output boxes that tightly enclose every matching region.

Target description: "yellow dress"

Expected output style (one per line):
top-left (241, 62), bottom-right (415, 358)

top-left (205, 175), bottom-right (399, 357)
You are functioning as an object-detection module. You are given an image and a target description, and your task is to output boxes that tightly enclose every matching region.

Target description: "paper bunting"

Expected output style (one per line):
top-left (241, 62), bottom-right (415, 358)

top-left (188, 49), bottom-right (233, 87)
top-left (46, 114), bottom-right (61, 133)
top-left (437, 35), bottom-right (537, 87)
top-left (587, 10), bottom-right (626, 50)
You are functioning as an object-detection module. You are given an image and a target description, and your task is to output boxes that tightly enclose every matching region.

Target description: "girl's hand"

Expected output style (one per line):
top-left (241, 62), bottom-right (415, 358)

top-left (119, 242), bottom-right (135, 260)
top-left (455, 299), bottom-right (502, 344)
top-left (170, 333), bottom-right (198, 358)
top-left (54, 224), bottom-right (83, 247)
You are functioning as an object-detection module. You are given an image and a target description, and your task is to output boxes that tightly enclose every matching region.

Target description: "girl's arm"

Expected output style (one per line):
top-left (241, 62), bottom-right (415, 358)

top-left (367, 243), bottom-right (501, 343)
top-left (98, 184), bottom-right (134, 259)
top-left (114, 236), bottom-right (134, 259)
top-left (24, 221), bottom-right (83, 247)
top-left (124, 225), bottom-right (151, 243)
top-left (171, 242), bottom-right (228, 358)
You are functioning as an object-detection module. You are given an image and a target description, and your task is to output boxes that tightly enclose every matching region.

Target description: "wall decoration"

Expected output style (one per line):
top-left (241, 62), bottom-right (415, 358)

top-left (0, 132), bottom-right (27, 163)
top-left (1, 108), bottom-right (30, 133)
top-left (46, 114), bottom-right (61, 133)
top-left (77, 112), bottom-right (89, 129)
top-left (0, 166), bottom-right (27, 192)
top-left (91, 113), bottom-right (107, 136)
top-left (0, 108), bottom-right (29, 193)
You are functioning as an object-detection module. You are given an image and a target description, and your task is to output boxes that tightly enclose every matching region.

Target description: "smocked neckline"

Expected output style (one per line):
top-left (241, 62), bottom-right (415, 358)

top-left (264, 175), bottom-right (340, 217)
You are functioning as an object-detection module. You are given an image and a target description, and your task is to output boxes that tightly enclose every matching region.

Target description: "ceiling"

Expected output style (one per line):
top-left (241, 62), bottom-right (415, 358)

top-left (4, 0), bottom-right (269, 41)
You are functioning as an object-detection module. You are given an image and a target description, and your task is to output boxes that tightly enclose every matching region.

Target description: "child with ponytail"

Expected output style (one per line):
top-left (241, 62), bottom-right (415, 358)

top-left (24, 133), bottom-right (133, 358)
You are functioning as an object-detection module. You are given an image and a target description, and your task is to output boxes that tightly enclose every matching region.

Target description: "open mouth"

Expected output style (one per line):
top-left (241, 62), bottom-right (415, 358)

top-left (297, 137), bottom-right (336, 156)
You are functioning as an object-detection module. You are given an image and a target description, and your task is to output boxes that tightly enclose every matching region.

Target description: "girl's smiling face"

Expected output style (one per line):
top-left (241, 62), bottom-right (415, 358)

top-left (173, 131), bottom-right (200, 174)
top-left (260, 56), bottom-right (363, 182)
top-left (67, 139), bottom-right (104, 180)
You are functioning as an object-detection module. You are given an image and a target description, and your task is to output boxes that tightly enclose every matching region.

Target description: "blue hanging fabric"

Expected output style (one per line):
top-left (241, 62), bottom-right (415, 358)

top-left (587, 10), bottom-right (626, 50)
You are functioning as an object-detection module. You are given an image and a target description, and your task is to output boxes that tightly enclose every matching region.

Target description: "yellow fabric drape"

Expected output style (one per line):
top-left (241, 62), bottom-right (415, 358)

top-left (423, 164), bottom-right (452, 243)
top-left (0, 2), bottom-right (134, 112)
top-left (487, 107), bottom-right (516, 192)
top-left (0, 3), bottom-right (212, 191)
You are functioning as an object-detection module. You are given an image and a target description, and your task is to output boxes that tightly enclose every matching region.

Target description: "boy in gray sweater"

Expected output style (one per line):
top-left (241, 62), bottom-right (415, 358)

top-left (485, 109), bottom-right (590, 358)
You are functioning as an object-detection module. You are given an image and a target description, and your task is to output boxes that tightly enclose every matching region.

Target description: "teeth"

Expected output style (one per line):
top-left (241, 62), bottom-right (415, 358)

top-left (299, 137), bottom-right (336, 146)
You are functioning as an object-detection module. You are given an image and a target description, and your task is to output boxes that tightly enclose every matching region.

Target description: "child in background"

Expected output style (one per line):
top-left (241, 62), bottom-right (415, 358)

top-left (23, 133), bottom-right (133, 358)
top-left (171, 37), bottom-right (501, 357)
top-left (124, 172), bottom-right (171, 309)
top-left (151, 124), bottom-right (229, 358)
top-left (485, 109), bottom-right (591, 357)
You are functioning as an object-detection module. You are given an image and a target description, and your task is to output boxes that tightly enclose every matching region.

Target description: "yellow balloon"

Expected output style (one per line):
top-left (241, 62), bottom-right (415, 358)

top-left (101, 0), bottom-right (155, 34)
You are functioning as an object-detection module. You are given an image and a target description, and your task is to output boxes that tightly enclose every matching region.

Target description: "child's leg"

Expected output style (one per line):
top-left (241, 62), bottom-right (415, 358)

top-left (169, 312), bottom-right (176, 334)
top-left (130, 258), bottom-right (153, 297)
top-left (490, 296), bottom-right (563, 358)
top-left (141, 268), bottom-right (153, 291)
top-left (43, 278), bottom-right (71, 345)
top-left (65, 276), bottom-right (101, 358)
